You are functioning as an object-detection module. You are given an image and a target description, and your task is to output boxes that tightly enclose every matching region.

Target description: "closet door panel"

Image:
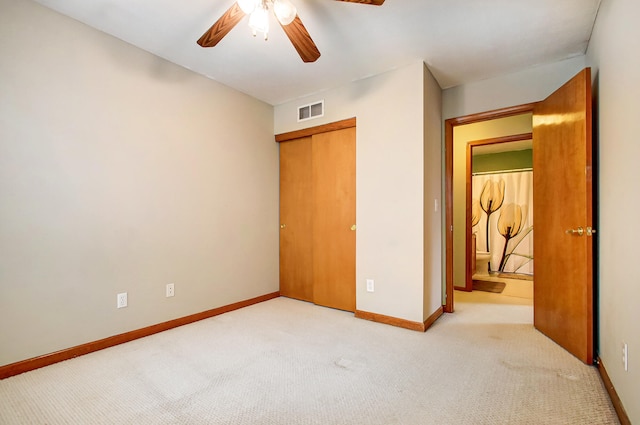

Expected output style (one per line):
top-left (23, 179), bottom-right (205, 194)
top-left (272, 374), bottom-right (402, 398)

top-left (279, 138), bottom-right (313, 302)
top-left (312, 127), bottom-right (356, 311)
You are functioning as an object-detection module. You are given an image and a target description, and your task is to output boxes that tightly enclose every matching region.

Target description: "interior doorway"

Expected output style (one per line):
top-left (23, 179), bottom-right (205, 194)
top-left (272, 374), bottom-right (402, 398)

top-left (444, 67), bottom-right (594, 365)
top-left (444, 104), bottom-right (536, 313)
top-left (464, 135), bottom-right (534, 295)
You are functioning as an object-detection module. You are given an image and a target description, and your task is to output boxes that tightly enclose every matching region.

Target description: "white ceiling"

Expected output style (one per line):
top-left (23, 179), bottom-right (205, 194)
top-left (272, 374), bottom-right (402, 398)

top-left (33, 0), bottom-right (601, 106)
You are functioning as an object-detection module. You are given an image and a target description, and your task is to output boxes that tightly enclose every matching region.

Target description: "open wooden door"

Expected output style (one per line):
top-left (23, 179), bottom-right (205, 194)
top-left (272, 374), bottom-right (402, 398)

top-left (533, 68), bottom-right (594, 364)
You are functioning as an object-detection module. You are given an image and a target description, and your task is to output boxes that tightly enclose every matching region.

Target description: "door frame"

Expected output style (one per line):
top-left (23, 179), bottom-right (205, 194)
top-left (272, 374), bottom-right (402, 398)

top-left (444, 103), bottom-right (536, 312)
top-left (460, 133), bottom-right (533, 292)
top-left (275, 117), bottom-right (356, 142)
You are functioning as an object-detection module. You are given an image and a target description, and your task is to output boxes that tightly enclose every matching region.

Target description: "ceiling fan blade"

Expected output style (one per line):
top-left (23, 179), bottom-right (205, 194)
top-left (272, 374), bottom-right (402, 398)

top-left (280, 15), bottom-right (321, 63)
top-left (197, 2), bottom-right (246, 48)
top-left (334, 0), bottom-right (385, 5)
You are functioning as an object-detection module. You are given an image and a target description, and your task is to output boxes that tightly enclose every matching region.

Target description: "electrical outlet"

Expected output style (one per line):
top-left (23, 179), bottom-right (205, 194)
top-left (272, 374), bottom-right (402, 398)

top-left (622, 343), bottom-right (628, 371)
top-left (117, 292), bottom-right (128, 309)
top-left (366, 279), bottom-right (374, 292)
top-left (166, 283), bottom-right (175, 298)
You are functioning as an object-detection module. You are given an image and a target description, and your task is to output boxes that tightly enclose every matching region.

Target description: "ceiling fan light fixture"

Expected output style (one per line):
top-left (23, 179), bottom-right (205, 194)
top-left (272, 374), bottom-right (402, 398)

top-left (248, 3), bottom-right (270, 40)
top-left (273, 0), bottom-right (297, 25)
top-left (198, 0), bottom-right (321, 62)
top-left (237, 0), bottom-right (257, 14)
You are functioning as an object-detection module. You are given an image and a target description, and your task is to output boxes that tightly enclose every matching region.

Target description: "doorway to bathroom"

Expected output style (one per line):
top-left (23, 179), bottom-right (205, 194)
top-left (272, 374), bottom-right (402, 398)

top-left (447, 111), bottom-right (533, 298)
top-left (464, 135), bottom-right (534, 296)
top-left (447, 114), bottom-right (535, 327)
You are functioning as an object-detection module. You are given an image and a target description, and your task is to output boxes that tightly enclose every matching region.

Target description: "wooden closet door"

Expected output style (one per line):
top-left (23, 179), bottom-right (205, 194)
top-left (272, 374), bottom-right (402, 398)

top-left (279, 138), bottom-right (313, 302)
top-left (312, 127), bottom-right (356, 312)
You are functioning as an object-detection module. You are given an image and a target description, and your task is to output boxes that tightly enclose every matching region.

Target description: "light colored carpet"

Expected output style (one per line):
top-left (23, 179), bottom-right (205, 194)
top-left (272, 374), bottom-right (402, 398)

top-left (0, 296), bottom-right (618, 424)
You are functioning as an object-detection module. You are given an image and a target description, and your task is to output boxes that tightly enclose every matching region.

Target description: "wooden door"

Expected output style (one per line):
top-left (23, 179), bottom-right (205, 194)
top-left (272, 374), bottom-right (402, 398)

top-left (312, 127), bottom-right (356, 311)
top-left (279, 138), bottom-right (314, 302)
top-left (533, 68), bottom-right (593, 364)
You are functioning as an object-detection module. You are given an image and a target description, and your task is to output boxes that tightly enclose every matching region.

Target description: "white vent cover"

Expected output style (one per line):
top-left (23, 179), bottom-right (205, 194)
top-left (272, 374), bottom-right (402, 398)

top-left (297, 100), bottom-right (324, 122)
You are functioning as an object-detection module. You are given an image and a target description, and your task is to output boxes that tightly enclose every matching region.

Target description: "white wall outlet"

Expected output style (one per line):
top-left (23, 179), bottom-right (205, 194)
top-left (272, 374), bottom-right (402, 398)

top-left (166, 283), bottom-right (175, 298)
top-left (117, 292), bottom-right (128, 309)
top-left (622, 342), bottom-right (628, 371)
top-left (366, 279), bottom-right (374, 292)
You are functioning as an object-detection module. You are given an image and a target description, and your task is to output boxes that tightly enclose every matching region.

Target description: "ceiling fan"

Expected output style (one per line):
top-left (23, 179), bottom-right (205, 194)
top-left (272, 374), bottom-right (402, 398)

top-left (197, 0), bottom-right (385, 63)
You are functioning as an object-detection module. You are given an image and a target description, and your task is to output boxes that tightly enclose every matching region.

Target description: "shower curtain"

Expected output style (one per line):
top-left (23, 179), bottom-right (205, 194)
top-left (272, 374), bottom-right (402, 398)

top-left (472, 170), bottom-right (533, 275)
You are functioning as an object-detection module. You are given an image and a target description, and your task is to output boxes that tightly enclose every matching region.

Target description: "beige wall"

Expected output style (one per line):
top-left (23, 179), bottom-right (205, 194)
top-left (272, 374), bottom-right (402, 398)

top-left (275, 61), bottom-right (443, 324)
top-left (443, 56), bottom-right (586, 120)
top-left (423, 64), bottom-right (444, 319)
top-left (587, 0), bottom-right (640, 421)
top-left (452, 115), bottom-right (532, 287)
top-left (0, 0), bottom-right (278, 366)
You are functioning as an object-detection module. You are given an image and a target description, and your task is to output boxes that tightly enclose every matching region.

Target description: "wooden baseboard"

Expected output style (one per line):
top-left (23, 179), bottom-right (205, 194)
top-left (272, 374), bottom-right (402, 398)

top-left (355, 306), bottom-right (444, 332)
top-left (597, 357), bottom-right (631, 425)
top-left (423, 306), bottom-right (444, 330)
top-left (0, 291), bottom-right (280, 380)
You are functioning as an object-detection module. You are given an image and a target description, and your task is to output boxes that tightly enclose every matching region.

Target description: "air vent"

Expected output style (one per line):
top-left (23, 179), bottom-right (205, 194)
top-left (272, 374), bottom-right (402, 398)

top-left (297, 100), bottom-right (324, 122)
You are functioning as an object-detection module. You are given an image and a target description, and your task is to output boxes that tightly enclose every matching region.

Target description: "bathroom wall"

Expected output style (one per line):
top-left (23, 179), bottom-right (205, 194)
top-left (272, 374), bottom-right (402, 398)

top-left (472, 149), bottom-right (532, 174)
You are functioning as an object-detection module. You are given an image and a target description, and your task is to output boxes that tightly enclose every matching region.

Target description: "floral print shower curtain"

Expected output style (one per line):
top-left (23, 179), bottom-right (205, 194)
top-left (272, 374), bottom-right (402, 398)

top-left (472, 170), bottom-right (534, 275)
